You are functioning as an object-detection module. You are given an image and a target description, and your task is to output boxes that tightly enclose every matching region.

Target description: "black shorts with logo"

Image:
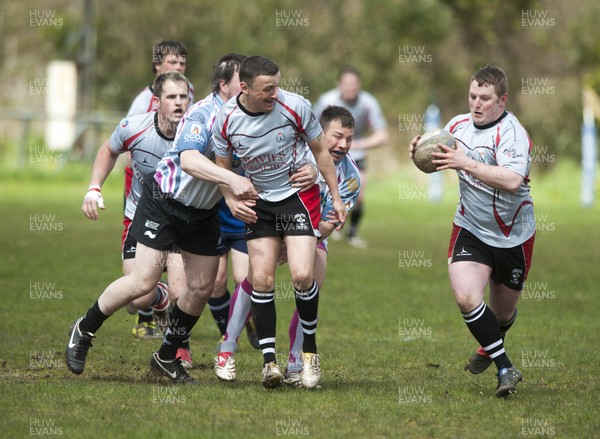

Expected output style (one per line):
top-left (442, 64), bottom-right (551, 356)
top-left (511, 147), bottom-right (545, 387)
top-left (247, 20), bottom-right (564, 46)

top-left (246, 185), bottom-right (321, 240)
top-left (447, 224), bottom-right (535, 291)
top-left (130, 178), bottom-right (220, 256)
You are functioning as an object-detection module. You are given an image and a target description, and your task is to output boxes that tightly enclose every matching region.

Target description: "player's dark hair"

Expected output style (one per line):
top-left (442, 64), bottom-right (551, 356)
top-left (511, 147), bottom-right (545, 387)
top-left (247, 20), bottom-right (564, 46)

top-left (211, 53), bottom-right (247, 93)
top-left (152, 40), bottom-right (188, 73)
top-left (152, 71), bottom-right (189, 98)
top-left (239, 56), bottom-right (279, 88)
top-left (338, 66), bottom-right (361, 80)
top-left (320, 105), bottom-right (355, 131)
top-left (470, 65), bottom-right (508, 98)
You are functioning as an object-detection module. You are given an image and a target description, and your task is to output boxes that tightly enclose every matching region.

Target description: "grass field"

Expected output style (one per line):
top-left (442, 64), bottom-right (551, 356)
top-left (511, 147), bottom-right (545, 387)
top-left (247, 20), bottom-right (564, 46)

top-left (1, 159), bottom-right (599, 438)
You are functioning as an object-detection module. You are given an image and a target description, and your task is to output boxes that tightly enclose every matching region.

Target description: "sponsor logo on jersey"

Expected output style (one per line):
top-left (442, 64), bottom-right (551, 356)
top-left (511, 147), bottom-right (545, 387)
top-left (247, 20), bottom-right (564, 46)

top-left (276, 132), bottom-right (286, 143)
top-left (120, 118), bottom-right (129, 128)
top-left (190, 124), bottom-right (201, 135)
top-left (503, 147), bottom-right (524, 159)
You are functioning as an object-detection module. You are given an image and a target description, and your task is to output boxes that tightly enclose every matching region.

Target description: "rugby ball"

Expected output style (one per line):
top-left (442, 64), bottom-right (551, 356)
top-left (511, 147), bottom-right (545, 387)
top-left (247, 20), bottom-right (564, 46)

top-left (412, 129), bottom-right (456, 173)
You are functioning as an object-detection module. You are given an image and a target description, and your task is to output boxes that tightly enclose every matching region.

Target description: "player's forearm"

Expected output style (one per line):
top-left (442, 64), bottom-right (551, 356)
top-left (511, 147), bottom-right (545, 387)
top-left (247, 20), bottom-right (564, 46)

top-left (463, 161), bottom-right (524, 194)
top-left (316, 154), bottom-right (342, 202)
top-left (180, 150), bottom-right (232, 185)
top-left (89, 142), bottom-right (119, 188)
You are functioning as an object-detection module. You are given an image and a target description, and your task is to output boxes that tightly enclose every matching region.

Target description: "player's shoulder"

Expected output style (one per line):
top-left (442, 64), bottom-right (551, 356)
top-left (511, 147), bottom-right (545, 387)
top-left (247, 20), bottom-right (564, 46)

top-left (343, 153), bottom-right (361, 174)
top-left (278, 89), bottom-right (310, 104)
top-left (117, 111), bottom-right (153, 132)
top-left (358, 90), bottom-right (380, 105)
top-left (317, 88), bottom-right (339, 103)
top-left (446, 113), bottom-right (472, 134)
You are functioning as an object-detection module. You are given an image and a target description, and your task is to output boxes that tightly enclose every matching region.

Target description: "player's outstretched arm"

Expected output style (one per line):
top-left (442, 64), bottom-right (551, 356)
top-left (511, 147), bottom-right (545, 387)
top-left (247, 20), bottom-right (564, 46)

top-left (181, 150), bottom-right (257, 199)
top-left (82, 139), bottom-right (119, 221)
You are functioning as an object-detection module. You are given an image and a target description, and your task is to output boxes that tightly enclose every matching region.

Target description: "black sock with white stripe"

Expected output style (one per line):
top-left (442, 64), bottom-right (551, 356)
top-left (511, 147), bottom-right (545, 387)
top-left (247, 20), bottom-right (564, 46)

top-left (251, 289), bottom-right (276, 365)
top-left (462, 302), bottom-right (512, 371)
top-left (208, 291), bottom-right (231, 336)
top-left (158, 304), bottom-right (199, 360)
top-left (499, 309), bottom-right (517, 338)
top-left (294, 281), bottom-right (319, 354)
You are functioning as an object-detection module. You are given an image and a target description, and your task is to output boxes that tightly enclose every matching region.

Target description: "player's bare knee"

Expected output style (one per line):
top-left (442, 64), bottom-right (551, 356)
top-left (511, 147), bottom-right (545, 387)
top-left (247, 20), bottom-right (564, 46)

top-left (252, 274), bottom-right (275, 292)
top-left (291, 274), bottom-right (313, 291)
top-left (455, 294), bottom-right (482, 314)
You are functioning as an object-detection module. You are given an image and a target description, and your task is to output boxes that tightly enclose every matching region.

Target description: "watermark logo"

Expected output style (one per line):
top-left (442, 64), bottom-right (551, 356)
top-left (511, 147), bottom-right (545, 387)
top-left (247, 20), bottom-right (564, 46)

top-left (29, 145), bottom-right (64, 165)
top-left (161, 319), bottom-right (187, 337)
top-left (398, 182), bottom-right (432, 200)
top-left (275, 348), bottom-right (293, 366)
top-left (152, 46), bottom-right (187, 65)
top-left (281, 77), bottom-right (309, 96)
top-left (522, 78), bottom-right (556, 96)
top-left (398, 113), bottom-right (433, 132)
top-left (29, 10), bottom-right (63, 29)
top-left (275, 281), bottom-right (296, 300)
top-left (275, 10), bottom-right (309, 28)
top-left (30, 281), bottom-right (63, 300)
top-left (151, 186), bottom-right (190, 204)
top-left (29, 213), bottom-right (64, 233)
top-left (151, 385), bottom-right (186, 404)
top-left (29, 350), bottom-right (63, 369)
top-left (521, 10), bottom-right (556, 29)
top-left (523, 213), bottom-right (556, 234)
top-left (399, 318), bottom-right (432, 337)
top-left (29, 418), bottom-right (63, 436)
top-left (521, 349), bottom-right (556, 368)
top-left (530, 145), bottom-right (556, 165)
top-left (29, 77), bottom-right (49, 95)
top-left (398, 249), bottom-right (432, 268)
top-left (521, 281), bottom-right (556, 301)
top-left (275, 213), bottom-right (310, 233)
top-left (398, 386), bottom-right (432, 404)
top-left (275, 418), bottom-right (309, 436)
top-left (521, 418), bottom-right (556, 436)
top-left (398, 45), bottom-right (432, 64)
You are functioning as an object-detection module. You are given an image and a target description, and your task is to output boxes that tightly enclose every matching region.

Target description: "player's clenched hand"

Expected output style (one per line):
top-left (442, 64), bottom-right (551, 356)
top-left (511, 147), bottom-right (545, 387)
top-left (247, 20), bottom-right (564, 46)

top-left (229, 174), bottom-right (258, 200)
top-left (290, 163), bottom-right (318, 192)
top-left (226, 198), bottom-right (258, 224)
top-left (409, 135), bottom-right (421, 159)
top-left (82, 186), bottom-right (105, 221)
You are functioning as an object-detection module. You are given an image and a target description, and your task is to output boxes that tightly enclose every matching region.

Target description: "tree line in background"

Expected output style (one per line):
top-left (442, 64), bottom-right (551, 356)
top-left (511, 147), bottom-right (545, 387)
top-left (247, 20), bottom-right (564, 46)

top-left (1, 0), bottom-right (599, 166)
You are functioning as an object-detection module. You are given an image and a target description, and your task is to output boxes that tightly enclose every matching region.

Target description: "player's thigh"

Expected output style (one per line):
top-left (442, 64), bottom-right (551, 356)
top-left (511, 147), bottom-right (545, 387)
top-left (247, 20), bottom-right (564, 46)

top-left (247, 237), bottom-right (280, 291)
top-left (122, 258), bottom-right (134, 276)
top-left (229, 247), bottom-right (249, 286)
top-left (284, 235), bottom-right (317, 287)
top-left (130, 243), bottom-right (167, 291)
top-left (448, 261), bottom-right (491, 311)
